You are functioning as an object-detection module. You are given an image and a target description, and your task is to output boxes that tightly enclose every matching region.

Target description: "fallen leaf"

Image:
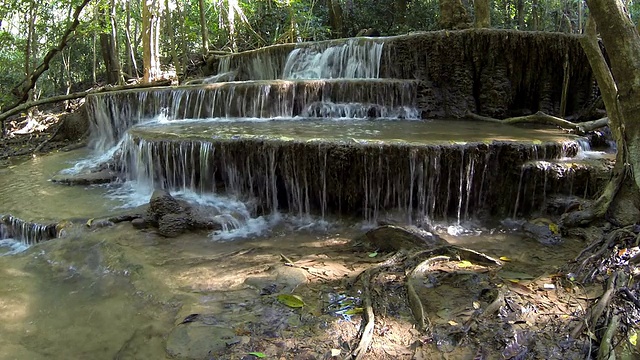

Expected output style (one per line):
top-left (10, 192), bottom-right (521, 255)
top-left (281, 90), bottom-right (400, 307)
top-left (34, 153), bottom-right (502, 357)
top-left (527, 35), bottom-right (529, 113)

top-left (458, 260), bottom-right (473, 268)
top-left (368, 252), bottom-right (378, 258)
top-left (344, 307), bottom-right (364, 315)
top-left (248, 352), bottom-right (266, 358)
top-left (499, 256), bottom-right (512, 262)
top-left (472, 301), bottom-right (480, 309)
top-left (277, 294), bottom-right (305, 308)
top-left (331, 349), bottom-right (341, 357)
top-left (630, 330), bottom-right (638, 346)
top-left (448, 320), bottom-right (459, 326)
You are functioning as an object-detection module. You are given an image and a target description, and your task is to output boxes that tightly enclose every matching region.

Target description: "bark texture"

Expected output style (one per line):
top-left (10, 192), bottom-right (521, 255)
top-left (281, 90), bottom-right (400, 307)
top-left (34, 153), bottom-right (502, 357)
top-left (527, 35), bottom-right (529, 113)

top-left (585, 0), bottom-right (640, 219)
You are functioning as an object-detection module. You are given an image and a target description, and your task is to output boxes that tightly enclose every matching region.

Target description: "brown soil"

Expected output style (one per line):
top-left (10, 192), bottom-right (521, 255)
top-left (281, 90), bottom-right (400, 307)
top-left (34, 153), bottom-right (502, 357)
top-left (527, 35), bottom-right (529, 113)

top-left (0, 102), bottom-right (89, 165)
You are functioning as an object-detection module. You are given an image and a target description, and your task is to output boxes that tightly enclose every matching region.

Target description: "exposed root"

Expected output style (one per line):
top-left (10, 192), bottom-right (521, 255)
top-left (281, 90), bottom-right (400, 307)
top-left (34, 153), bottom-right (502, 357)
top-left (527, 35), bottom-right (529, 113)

top-left (571, 271), bottom-right (619, 339)
top-left (406, 255), bottom-right (450, 331)
top-left (597, 314), bottom-right (620, 360)
top-left (465, 111), bottom-right (609, 135)
top-left (576, 227), bottom-right (635, 282)
top-left (346, 251), bottom-right (407, 360)
top-left (479, 287), bottom-right (506, 319)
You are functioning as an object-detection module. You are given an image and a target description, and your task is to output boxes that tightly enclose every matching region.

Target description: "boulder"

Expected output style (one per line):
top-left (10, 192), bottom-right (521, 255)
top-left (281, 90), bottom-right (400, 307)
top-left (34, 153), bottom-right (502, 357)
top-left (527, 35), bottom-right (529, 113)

top-left (158, 213), bottom-right (190, 238)
top-left (147, 190), bottom-right (183, 222)
top-left (357, 225), bottom-right (447, 252)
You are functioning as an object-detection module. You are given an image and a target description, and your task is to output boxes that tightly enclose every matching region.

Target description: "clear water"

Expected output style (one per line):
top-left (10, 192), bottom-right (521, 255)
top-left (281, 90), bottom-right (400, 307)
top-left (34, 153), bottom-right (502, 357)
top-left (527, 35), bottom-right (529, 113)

top-left (130, 118), bottom-right (578, 145)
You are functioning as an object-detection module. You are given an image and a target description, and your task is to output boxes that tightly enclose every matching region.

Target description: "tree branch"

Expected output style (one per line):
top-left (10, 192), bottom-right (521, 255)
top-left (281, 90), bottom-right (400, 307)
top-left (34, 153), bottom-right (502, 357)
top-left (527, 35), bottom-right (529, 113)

top-left (465, 111), bottom-right (609, 135)
top-left (8, 0), bottom-right (92, 110)
top-left (0, 80), bottom-right (171, 125)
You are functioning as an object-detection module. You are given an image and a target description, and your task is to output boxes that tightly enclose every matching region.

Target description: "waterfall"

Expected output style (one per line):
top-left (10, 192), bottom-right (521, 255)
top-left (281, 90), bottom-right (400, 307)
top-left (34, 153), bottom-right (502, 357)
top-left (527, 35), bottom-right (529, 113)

top-left (283, 38), bottom-right (384, 79)
top-left (0, 215), bottom-right (57, 245)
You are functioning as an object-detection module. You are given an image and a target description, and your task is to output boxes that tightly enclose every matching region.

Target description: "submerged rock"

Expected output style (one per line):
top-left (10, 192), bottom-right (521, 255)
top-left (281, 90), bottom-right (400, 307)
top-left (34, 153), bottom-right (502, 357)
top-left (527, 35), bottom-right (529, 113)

top-left (51, 169), bottom-right (117, 185)
top-left (166, 323), bottom-right (236, 359)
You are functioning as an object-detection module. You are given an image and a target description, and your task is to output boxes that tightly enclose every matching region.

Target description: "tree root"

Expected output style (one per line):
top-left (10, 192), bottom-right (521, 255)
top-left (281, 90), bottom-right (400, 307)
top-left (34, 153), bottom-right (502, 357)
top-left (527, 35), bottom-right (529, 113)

top-left (576, 227), bottom-right (635, 282)
top-left (465, 111), bottom-right (609, 135)
top-left (405, 245), bottom-right (502, 331)
top-left (406, 255), bottom-right (449, 331)
top-left (597, 314), bottom-right (620, 360)
top-left (571, 271), bottom-right (621, 339)
top-left (346, 251), bottom-right (407, 360)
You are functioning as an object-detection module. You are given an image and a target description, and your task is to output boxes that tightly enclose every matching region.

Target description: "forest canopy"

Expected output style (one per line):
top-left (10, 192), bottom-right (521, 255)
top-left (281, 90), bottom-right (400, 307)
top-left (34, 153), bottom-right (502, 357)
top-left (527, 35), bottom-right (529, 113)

top-left (2, 0), bottom-right (640, 113)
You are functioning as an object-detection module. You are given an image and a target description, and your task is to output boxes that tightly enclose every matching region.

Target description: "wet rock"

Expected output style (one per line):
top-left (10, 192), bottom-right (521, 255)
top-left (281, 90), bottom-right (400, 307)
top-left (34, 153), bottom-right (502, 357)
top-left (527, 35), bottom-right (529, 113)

top-left (187, 205), bottom-right (223, 231)
top-left (275, 265), bottom-right (308, 292)
top-left (357, 225), bottom-right (448, 252)
top-left (522, 221), bottom-right (562, 245)
top-left (158, 213), bottom-right (190, 237)
top-left (147, 190), bottom-right (183, 222)
top-left (131, 218), bottom-right (148, 229)
top-left (166, 323), bottom-right (236, 359)
top-left (108, 214), bottom-right (142, 223)
top-left (51, 169), bottom-right (117, 185)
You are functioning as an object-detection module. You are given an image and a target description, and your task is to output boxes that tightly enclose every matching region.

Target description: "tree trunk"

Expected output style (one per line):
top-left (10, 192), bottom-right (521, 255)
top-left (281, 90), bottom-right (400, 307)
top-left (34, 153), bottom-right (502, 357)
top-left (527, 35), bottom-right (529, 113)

top-left (474, 0), bottom-right (491, 28)
top-left (199, 0), bottom-right (209, 55)
top-left (395, 0), bottom-right (407, 27)
top-left (439, 0), bottom-right (471, 29)
top-left (531, 0), bottom-right (539, 30)
top-left (586, 1), bottom-right (640, 188)
top-left (575, 1), bottom-right (640, 225)
top-left (517, 0), bottom-right (524, 29)
top-left (142, 0), bottom-right (162, 82)
top-left (25, 0), bottom-right (37, 78)
top-left (327, 0), bottom-right (343, 37)
top-left (165, 0), bottom-right (181, 80)
top-left (110, 0), bottom-right (123, 84)
top-left (99, 2), bottom-right (120, 85)
top-left (124, 0), bottom-right (139, 78)
top-left (227, 0), bottom-right (237, 51)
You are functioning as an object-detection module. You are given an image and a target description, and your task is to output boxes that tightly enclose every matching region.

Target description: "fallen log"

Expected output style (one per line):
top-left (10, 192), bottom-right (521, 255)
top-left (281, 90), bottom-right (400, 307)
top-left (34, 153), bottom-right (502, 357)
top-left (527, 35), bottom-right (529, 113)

top-left (0, 80), bottom-right (171, 125)
top-left (465, 111), bottom-right (609, 135)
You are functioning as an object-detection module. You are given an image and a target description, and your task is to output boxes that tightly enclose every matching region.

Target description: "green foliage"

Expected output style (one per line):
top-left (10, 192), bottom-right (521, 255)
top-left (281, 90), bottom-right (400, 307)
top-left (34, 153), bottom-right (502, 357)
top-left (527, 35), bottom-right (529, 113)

top-left (0, 0), bottom-right (623, 111)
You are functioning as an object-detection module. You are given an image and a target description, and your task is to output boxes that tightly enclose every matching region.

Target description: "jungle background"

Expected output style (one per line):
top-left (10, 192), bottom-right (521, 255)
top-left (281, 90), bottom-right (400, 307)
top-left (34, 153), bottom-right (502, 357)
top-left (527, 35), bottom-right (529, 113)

top-left (2, 0), bottom-right (640, 116)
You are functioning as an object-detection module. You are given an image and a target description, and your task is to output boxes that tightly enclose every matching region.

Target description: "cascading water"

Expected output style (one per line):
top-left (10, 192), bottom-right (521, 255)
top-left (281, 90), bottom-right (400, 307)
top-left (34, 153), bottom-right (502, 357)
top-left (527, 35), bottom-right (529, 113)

top-left (67, 36), bottom-right (601, 238)
top-left (0, 215), bottom-right (57, 246)
top-left (282, 38), bottom-right (385, 79)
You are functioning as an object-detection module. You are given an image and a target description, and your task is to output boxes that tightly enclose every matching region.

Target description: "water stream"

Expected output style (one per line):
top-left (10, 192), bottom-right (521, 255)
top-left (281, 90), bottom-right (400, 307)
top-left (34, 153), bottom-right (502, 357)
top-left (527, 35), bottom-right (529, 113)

top-left (0, 36), bottom-right (609, 358)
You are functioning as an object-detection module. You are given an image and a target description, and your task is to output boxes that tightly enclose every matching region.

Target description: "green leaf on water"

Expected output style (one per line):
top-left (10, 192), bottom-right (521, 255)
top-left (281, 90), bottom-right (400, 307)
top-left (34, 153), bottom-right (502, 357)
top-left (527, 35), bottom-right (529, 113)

top-left (248, 352), bottom-right (266, 358)
top-left (277, 294), bottom-right (305, 308)
top-left (368, 252), bottom-right (378, 258)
